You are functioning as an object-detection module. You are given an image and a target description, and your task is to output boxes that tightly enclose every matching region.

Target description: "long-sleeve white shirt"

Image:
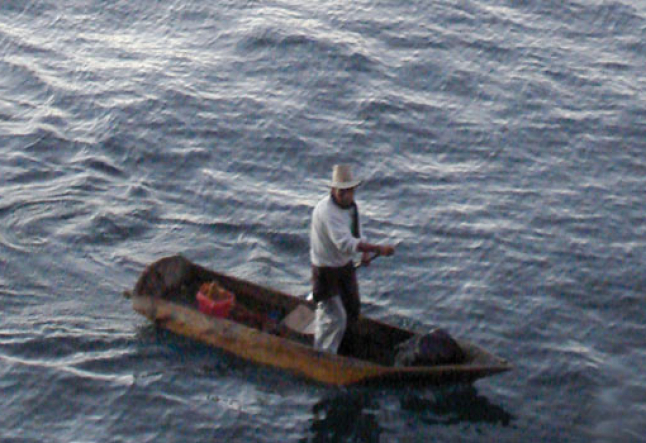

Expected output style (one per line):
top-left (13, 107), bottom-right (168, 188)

top-left (310, 195), bottom-right (363, 267)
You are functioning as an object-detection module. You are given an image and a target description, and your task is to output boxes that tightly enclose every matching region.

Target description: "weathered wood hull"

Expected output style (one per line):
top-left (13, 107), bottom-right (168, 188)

top-left (127, 256), bottom-right (511, 386)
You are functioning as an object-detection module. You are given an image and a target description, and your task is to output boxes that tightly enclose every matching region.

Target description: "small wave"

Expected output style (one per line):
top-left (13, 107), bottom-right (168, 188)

top-left (1, 150), bottom-right (63, 185)
top-left (237, 25), bottom-right (319, 52)
top-left (513, 0), bottom-right (643, 38)
top-left (0, 342), bottom-right (137, 388)
top-left (0, 0), bottom-right (56, 19)
top-left (382, 29), bottom-right (448, 51)
top-left (0, 59), bottom-right (52, 105)
top-left (623, 36), bottom-right (646, 57)
top-left (237, 25), bottom-right (377, 75)
top-left (357, 97), bottom-right (407, 120)
top-left (59, 206), bottom-right (155, 247)
top-left (161, 214), bottom-right (242, 234)
top-left (21, 128), bottom-right (71, 154)
top-left (585, 2), bottom-right (643, 36)
top-left (0, 28), bottom-right (58, 63)
top-left (70, 154), bottom-right (125, 178)
top-left (0, 327), bottom-right (134, 359)
top-left (0, 196), bottom-right (81, 252)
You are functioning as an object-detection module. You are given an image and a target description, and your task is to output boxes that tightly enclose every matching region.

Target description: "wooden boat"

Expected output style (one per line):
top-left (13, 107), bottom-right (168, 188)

top-left (124, 255), bottom-right (511, 386)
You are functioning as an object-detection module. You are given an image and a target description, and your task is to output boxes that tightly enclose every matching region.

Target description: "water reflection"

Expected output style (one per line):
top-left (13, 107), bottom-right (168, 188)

top-left (306, 390), bottom-right (383, 443)
top-left (398, 385), bottom-right (513, 426)
top-left (303, 385), bottom-right (512, 442)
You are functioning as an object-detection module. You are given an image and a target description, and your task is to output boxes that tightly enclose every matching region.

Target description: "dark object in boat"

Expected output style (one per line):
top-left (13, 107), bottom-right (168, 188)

top-left (394, 328), bottom-right (466, 367)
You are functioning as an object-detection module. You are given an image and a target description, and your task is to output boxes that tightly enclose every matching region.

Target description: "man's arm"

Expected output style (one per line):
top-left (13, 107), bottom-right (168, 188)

top-left (357, 241), bottom-right (395, 257)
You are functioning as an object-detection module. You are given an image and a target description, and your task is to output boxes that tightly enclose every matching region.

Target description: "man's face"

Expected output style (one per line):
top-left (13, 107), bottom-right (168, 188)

top-left (333, 187), bottom-right (355, 206)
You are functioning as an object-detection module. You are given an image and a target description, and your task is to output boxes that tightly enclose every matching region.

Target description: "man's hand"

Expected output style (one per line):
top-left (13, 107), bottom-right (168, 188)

top-left (358, 242), bottom-right (396, 258)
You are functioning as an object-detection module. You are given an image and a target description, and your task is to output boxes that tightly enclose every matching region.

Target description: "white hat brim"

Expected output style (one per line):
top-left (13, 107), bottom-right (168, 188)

top-left (329, 179), bottom-right (362, 189)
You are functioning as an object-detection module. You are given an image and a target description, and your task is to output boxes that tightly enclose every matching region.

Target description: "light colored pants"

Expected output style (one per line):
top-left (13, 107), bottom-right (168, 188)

top-left (314, 295), bottom-right (347, 354)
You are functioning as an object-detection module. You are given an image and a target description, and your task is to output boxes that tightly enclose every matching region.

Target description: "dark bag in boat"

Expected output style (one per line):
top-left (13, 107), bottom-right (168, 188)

top-left (394, 328), bottom-right (465, 367)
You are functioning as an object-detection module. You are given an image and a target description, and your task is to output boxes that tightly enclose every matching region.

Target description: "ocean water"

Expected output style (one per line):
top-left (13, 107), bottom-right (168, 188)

top-left (2, 0), bottom-right (646, 441)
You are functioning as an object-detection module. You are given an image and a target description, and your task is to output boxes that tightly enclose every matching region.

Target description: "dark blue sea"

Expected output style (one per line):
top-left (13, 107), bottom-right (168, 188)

top-left (2, 0), bottom-right (646, 441)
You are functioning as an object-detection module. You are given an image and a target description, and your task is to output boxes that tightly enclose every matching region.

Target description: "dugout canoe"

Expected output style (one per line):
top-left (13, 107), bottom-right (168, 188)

top-left (124, 255), bottom-right (512, 386)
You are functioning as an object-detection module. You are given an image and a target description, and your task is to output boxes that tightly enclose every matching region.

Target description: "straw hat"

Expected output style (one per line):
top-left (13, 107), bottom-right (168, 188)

top-left (328, 164), bottom-right (362, 189)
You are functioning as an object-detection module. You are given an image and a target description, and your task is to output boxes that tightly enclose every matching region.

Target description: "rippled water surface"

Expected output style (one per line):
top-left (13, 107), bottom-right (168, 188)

top-left (2, 0), bottom-right (646, 441)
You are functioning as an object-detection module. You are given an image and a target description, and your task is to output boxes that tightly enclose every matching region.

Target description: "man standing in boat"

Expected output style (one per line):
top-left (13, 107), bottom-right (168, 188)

top-left (310, 164), bottom-right (396, 355)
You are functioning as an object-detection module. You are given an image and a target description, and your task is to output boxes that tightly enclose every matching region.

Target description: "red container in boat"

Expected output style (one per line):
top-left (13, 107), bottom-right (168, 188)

top-left (196, 282), bottom-right (235, 318)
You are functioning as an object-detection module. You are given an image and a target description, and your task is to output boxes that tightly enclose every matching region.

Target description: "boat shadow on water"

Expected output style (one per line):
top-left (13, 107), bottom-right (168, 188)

top-left (304, 385), bottom-right (513, 442)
